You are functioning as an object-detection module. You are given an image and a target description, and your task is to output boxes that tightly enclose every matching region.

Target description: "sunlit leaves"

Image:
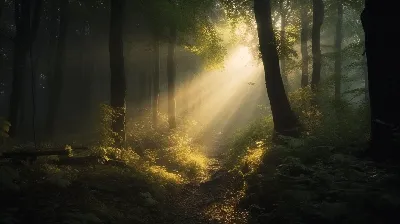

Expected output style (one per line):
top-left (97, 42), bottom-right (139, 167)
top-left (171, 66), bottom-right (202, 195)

top-left (183, 20), bottom-right (226, 70)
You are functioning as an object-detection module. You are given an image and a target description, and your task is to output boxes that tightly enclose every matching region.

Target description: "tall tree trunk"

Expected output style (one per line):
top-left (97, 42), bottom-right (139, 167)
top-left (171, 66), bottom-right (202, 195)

top-left (0, 0), bottom-right (4, 20)
top-left (361, 1), bottom-right (400, 160)
top-left (0, 0), bottom-right (5, 81)
top-left (363, 53), bottom-right (368, 102)
top-left (182, 74), bottom-right (190, 116)
top-left (147, 71), bottom-right (152, 107)
top-left (253, 0), bottom-right (299, 137)
top-left (139, 72), bottom-right (146, 107)
top-left (311, 0), bottom-right (323, 91)
top-left (152, 35), bottom-right (160, 125)
top-left (300, 3), bottom-right (309, 87)
top-left (46, 0), bottom-right (68, 138)
top-left (334, 2), bottom-right (343, 103)
top-left (279, 0), bottom-right (288, 88)
top-left (8, 0), bottom-right (43, 138)
top-left (109, 0), bottom-right (126, 147)
top-left (167, 25), bottom-right (177, 129)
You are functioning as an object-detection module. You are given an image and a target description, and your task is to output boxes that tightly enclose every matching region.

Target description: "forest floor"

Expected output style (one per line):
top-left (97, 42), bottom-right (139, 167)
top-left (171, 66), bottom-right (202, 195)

top-left (0, 129), bottom-right (248, 224)
top-left (163, 155), bottom-right (248, 224)
top-left (2, 135), bottom-right (400, 224)
top-left (2, 107), bottom-right (400, 223)
top-left (0, 152), bottom-right (246, 224)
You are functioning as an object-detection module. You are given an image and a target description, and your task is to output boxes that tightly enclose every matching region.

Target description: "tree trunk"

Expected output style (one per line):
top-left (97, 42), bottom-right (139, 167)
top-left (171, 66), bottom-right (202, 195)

top-left (152, 35), bottom-right (160, 125)
top-left (300, 3), bottom-right (309, 87)
top-left (148, 72), bottom-right (152, 107)
top-left (253, 0), bottom-right (299, 137)
top-left (167, 24), bottom-right (177, 129)
top-left (361, 1), bottom-right (400, 160)
top-left (0, 0), bottom-right (4, 20)
top-left (279, 0), bottom-right (288, 88)
top-left (109, 0), bottom-right (126, 147)
top-left (8, 0), bottom-right (43, 138)
top-left (334, 2), bottom-right (343, 103)
top-left (0, 0), bottom-right (5, 82)
top-left (311, 0), bottom-right (324, 91)
top-left (80, 28), bottom-right (94, 130)
top-left (363, 54), bottom-right (368, 102)
top-left (139, 72), bottom-right (146, 107)
top-left (182, 74), bottom-right (190, 116)
top-left (46, 0), bottom-right (68, 138)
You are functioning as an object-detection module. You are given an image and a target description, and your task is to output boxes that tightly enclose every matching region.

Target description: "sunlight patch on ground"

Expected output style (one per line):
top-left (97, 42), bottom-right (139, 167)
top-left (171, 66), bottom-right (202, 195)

top-left (147, 165), bottom-right (184, 184)
top-left (204, 182), bottom-right (249, 224)
top-left (241, 140), bottom-right (266, 174)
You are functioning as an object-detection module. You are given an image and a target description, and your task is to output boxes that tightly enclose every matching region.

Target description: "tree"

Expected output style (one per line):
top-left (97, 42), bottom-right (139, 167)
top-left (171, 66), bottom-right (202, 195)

top-left (361, 0), bottom-right (400, 160)
top-left (311, 0), bottom-right (323, 91)
top-left (300, 1), bottom-right (310, 87)
top-left (254, 0), bottom-right (299, 136)
top-left (8, 0), bottom-right (43, 138)
top-left (334, 0), bottom-right (343, 103)
top-left (109, 0), bottom-right (127, 147)
top-left (278, 0), bottom-right (289, 88)
top-left (140, 0), bottom-right (165, 126)
top-left (152, 32), bottom-right (161, 126)
top-left (0, 0), bottom-right (4, 19)
top-left (167, 23), bottom-right (177, 129)
top-left (46, 0), bottom-right (69, 138)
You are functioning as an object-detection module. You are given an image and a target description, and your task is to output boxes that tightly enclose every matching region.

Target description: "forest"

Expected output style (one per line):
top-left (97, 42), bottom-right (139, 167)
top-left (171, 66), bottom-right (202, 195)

top-left (0, 0), bottom-right (399, 223)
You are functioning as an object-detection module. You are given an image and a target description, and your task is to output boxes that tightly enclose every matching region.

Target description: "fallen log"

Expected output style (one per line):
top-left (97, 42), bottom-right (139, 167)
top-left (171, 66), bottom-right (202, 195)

top-left (0, 146), bottom-right (89, 162)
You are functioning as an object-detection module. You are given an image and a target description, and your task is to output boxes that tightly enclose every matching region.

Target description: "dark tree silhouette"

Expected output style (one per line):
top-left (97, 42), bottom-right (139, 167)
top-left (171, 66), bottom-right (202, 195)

top-left (152, 33), bottom-right (160, 125)
top-left (0, 0), bottom-right (4, 22)
top-left (109, 0), bottom-right (127, 147)
top-left (253, 0), bottom-right (299, 137)
top-left (8, 0), bottom-right (43, 138)
top-left (46, 0), bottom-right (69, 138)
top-left (334, 1), bottom-right (343, 103)
top-left (278, 0), bottom-right (288, 88)
top-left (300, 2), bottom-right (309, 87)
top-left (311, 0), bottom-right (323, 91)
top-left (362, 0), bottom-right (400, 160)
top-left (167, 24), bottom-right (177, 129)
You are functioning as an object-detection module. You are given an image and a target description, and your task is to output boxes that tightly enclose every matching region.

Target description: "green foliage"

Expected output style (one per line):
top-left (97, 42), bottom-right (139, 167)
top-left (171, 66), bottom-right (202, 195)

top-left (0, 117), bottom-right (11, 144)
top-left (140, 0), bottom-right (227, 69)
top-left (98, 103), bottom-right (125, 147)
top-left (183, 20), bottom-right (227, 70)
top-left (222, 85), bottom-right (393, 223)
top-left (125, 112), bottom-right (210, 181)
top-left (288, 86), bottom-right (323, 133)
top-left (223, 116), bottom-right (274, 170)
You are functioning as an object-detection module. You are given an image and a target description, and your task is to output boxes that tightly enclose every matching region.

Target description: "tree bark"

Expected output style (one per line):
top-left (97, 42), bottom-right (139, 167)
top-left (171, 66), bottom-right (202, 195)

top-left (334, 2), bottom-right (343, 103)
top-left (8, 0), bottom-right (43, 138)
top-left (152, 35), bottom-right (160, 125)
top-left (361, 1), bottom-right (400, 160)
top-left (279, 0), bottom-right (288, 89)
top-left (109, 0), bottom-right (126, 147)
top-left (167, 24), bottom-right (177, 129)
top-left (253, 0), bottom-right (299, 137)
top-left (0, 0), bottom-right (5, 79)
top-left (46, 0), bottom-right (68, 138)
top-left (311, 0), bottom-right (324, 91)
top-left (0, 0), bottom-right (4, 20)
top-left (300, 3), bottom-right (309, 87)
top-left (363, 54), bottom-right (368, 102)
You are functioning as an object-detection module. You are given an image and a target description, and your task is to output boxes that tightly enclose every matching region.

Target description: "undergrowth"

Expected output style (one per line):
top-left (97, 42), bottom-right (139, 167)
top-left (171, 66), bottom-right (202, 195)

top-left (222, 86), bottom-right (400, 224)
top-left (0, 105), bottom-right (211, 223)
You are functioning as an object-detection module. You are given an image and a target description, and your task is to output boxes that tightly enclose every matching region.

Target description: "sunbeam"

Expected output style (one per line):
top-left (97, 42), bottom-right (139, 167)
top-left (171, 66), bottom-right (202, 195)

top-left (151, 45), bottom-right (268, 151)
